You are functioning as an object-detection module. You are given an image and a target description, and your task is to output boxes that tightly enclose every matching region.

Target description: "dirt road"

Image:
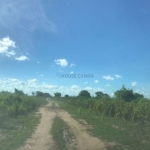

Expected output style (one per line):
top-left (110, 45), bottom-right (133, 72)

top-left (18, 102), bottom-right (106, 150)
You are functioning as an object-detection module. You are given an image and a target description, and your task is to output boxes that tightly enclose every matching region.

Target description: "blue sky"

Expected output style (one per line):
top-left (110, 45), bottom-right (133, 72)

top-left (0, 0), bottom-right (150, 97)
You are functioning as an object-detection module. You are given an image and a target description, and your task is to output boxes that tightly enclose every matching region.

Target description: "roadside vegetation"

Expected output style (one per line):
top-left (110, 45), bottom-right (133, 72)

top-left (0, 89), bottom-right (48, 150)
top-left (0, 85), bottom-right (150, 150)
top-left (55, 85), bottom-right (150, 150)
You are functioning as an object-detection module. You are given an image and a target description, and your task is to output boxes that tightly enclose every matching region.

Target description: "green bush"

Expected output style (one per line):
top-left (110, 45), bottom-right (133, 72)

top-left (66, 97), bottom-right (150, 128)
top-left (0, 93), bottom-right (47, 116)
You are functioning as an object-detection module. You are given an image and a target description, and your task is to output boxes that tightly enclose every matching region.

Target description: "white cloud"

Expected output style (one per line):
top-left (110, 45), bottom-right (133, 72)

top-left (70, 64), bottom-right (76, 67)
top-left (70, 71), bottom-right (74, 74)
top-left (0, 37), bottom-right (16, 47)
top-left (94, 80), bottom-right (99, 83)
top-left (0, 1), bottom-right (56, 53)
top-left (84, 87), bottom-right (93, 91)
top-left (71, 85), bottom-right (80, 90)
top-left (27, 79), bottom-right (38, 85)
top-left (103, 75), bottom-right (114, 80)
top-left (106, 84), bottom-right (111, 86)
top-left (84, 87), bottom-right (104, 96)
top-left (131, 82), bottom-right (137, 86)
top-left (0, 37), bottom-right (16, 57)
top-left (115, 74), bottom-right (122, 78)
top-left (0, 78), bottom-right (26, 92)
top-left (136, 89), bottom-right (139, 93)
top-left (7, 78), bottom-right (25, 86)
top-left (55, 59), bottom-right (68, 67)
top-left (135, 90), bottom-right (149, 98)
top-left (15, 55), bottom-right (29, 61)
top-left (140, 92), bottom-right (149, 97)
top-left (97, 87), bottom-right (105, 92)
top-left (0, 37), bottom-right (29, 61)
top-left (0, 78), bottom-right (108, 97)
top-left (111, 93), bottom-right (114, 97)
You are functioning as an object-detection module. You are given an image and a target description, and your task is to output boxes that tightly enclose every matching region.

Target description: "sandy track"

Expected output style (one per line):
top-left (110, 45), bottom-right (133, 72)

top-left (18, 103), bottom-right (56, 150)
top-left (57, 107), bottom-right (106, 150)
top-left (18, 102), bottom-right (106, 150)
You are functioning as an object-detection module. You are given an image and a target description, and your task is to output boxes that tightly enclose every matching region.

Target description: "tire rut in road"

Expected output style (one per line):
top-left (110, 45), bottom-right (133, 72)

top-left (53, 102), bottom-right (106, 150)
top-left (17, 103), bottom-right (57, 150)
top-left (18, 102), bottom-right (107, 150)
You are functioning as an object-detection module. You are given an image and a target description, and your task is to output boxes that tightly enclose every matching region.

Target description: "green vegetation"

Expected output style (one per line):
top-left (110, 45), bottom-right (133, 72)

top-left (0, 89), bottom-right (48, 150)
top-left (35, 91), bottom-right (52, 97)
top-left (0, 114), bottom-right (41, 150)
top-left (67, 97), bottom-right (150, 128)
top-left (58, 86), bottom-right (150, 128)
top-left (54, 85), bottom-right (150, 150)
top-left (57, 100), bottom-right (150, 150)
top-left (78, 90), bottom-right (91, 98)
top-left (95, 91), bottom-right (110, 98)
top-left (64, 94), bottom-right (70, 98)
top-left (0, 92), bottom-right (47, 116)
top-left (51, 116), bottom-right (74, 150)
top-left (114, 85), bottom-right (144, 102)
top-left (54, 92), bottom-right (61, 98)
top-left (0, 85), bottom-right (149, 150)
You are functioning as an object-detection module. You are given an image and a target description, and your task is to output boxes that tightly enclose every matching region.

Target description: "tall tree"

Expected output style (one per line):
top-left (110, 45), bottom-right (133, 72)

top-left (36, 91), bottom-right (51, 97)
top-left (95, 91), bottom-right (104, 98)
top-left (14, 88), bottom-right (24, 95)
top-left (134, 93), bottom-right (144, 99)
top-left (114, 85), bottom-right (134, 102)
top-left (64, 94), bottom-right (69, 98)
top-left (78, 90), bottom-right (91, 98)
top-left (36, 91), bottom-right (44, 97)
top-left (54, 92), bottom-right (61, 98)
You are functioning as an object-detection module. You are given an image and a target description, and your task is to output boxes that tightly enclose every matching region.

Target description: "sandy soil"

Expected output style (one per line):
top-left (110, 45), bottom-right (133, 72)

top-left (18, 103), bottom-right (56, 150)
top-left (18, 102), bottom-right (107, 150)
top-left (57, 107), bottom-right (106, 150)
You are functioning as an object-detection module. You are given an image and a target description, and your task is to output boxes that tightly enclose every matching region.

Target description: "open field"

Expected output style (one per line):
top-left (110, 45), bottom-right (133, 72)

top-left (56, 98), bottom-right (150, 150)
top-left (0, 92), bottom-right (150, 150)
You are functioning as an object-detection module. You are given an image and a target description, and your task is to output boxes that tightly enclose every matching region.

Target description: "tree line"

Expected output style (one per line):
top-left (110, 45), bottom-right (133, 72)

top-left (1, 85), bottom-right (147, 102)
top-left (54, 85), bottom-right (147, 102)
